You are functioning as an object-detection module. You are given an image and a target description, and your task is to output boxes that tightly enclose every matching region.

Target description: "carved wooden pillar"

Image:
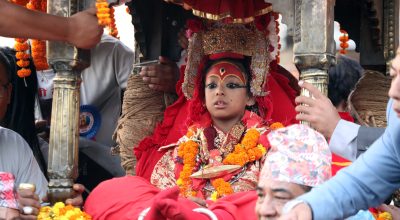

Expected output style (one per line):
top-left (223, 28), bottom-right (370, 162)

top-left (292, 0), bottom-right (336, 124)
top-left (46, 0), bottom-right (90, 204)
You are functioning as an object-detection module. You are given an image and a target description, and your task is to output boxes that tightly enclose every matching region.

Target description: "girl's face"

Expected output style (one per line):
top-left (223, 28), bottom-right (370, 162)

top-left (204, 61), bottom-right (254, 123)
top-left (389, 48), bottom-right (400, 118)
top-left (0, 63), bottom-right (11, 120)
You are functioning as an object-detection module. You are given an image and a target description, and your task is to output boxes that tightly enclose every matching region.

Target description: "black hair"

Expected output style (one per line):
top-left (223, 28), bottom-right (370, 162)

top-left (0, 47), bottom-right (47, 176)
top-left (0, 49), bottom-right (13, 83)
top-left (328, 55), bottom-right (364, 107)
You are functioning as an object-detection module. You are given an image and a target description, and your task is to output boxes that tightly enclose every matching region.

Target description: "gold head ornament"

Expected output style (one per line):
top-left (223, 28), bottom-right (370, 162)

top-left (182, 14), bottom-right (279, 99)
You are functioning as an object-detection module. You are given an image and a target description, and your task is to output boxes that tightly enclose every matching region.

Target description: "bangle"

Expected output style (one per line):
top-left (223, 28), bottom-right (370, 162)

top-left (138, 207), bottom-right (151, 220)
top-left (193, 207), bottom-right (218, 220)
top-left (282, 199), bottom-right (308, 214)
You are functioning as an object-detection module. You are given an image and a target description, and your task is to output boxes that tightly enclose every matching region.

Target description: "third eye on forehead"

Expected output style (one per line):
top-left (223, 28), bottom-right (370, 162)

top-left (206, 74), bottom-right (245, 84)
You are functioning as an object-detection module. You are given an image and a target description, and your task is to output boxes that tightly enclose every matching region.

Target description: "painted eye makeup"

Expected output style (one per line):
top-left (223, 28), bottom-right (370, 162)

top-left (205, 82), bottom-right (217, 89)
top-left (226, 82), bottom-right (246, 89)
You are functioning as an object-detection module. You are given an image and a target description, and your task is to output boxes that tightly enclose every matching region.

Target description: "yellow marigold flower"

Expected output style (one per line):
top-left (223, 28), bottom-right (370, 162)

top-left (378, 212), bottom-right (392, 220)
top-left (210, 191), bottom-right (218, 201)
top-left (257, 144), bottom-right (267, 155)
top-left (176, 178), bottom-right (183, 186)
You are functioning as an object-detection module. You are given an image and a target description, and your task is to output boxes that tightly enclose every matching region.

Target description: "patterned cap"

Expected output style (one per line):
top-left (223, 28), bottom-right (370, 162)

top-left (0, 172), bottom-right (18, 209)
top-left (260, 124), bottom-right (331, 187)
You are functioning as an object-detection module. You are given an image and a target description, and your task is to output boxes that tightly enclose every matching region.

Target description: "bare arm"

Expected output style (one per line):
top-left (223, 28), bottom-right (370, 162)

top-left (0, 0), bottom-right (102, 49)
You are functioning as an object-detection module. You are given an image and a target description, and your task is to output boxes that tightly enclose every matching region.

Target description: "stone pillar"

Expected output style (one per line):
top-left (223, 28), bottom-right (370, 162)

top-left (292, 0), bottom-right (336, 124)
top-left (46, 0), bottom-right (90, 204)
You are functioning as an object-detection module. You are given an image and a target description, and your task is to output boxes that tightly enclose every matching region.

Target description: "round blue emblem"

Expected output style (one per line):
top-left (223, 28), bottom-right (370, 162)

top-left (79, 105), bottom-right (101, 139)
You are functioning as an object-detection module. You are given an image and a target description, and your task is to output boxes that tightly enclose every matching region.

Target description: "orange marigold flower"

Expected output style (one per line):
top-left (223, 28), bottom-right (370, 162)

top-left (14, 42), bottom-right (29, 51)
top-left (270, 122), bottom-right (284, 130)
top-left (17, 60), bottom-right (30, 68)
top-left (17, 68), bottom-right (31, 78)
top-left (16, 52), bottom-right (30, 60)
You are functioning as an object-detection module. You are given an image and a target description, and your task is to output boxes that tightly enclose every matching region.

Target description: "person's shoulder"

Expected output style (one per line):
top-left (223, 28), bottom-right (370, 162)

top-left (0, 126), bottom-right (31, 152)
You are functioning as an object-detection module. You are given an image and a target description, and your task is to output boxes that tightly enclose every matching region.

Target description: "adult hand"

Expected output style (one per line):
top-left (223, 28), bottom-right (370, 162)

top-left (65, 183), bottom-right (85, 207)
top-left (67, 7), bottom-right (103, 49)
top-left (278, 202), bottom-right (312, 220)
top-left (17, 187), bottom-right (41, 219)
top-left (139, 56), bottom-right (179, 93)
top-left (377, 204), bottom-right (400, 220)
top-left (178, 29), bottom-right (188, 49)
top-left (295, 81), bottom-right (341, 139)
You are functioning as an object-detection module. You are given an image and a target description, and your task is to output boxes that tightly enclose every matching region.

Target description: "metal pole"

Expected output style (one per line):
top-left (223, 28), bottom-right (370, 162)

top-left (46, 0), bottom-right (90, 204)
top-left (292, 0), bottom-right (336, 125)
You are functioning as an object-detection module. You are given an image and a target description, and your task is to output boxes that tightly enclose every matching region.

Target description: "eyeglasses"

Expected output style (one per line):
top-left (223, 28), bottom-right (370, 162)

top-left (0, 83), bottom-right (9, 99)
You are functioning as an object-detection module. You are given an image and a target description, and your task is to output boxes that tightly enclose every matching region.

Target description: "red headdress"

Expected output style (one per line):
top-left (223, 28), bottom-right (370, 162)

top-left (182, 12), bottom-right (281, 125)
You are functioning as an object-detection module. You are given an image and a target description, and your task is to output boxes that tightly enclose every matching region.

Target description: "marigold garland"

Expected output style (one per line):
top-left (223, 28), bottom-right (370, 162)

top-left (176, 126), bottom-right (268, 200)
top-left (14, 39), bottom-right (31, 78)
top-left (38, 202), bottom-right (92, 220)
top-left (13, 0), bottom-right (49, 80)
top-left (176, 140), bottom-right (199, 197)
top-left (223, 128), bottom-right (266, 167)
top-left (96, 0), bottom-right (112, 26)
top-left (108, 7), bottom-right (119, 39)
top-left (339, 29), bottom-right (349, 54)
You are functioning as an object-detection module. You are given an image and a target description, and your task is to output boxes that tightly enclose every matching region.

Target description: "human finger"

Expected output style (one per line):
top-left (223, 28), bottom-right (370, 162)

top-left (295, 113), bottom-right (315, 123)
top-left (295, 105), bottom-right (314, 115)
top-left (143, 77), bottom-right (161, 85)
top-left (159, 56), bottom-right (175, 65)
top-left (148, 84), bottom-right (170, 92)
top-left (141, 69), bottom-right (163, 78)
top-left (295, 96), bottom-right (317, 107)
top-left (299, 81), bottom-right (324, 99)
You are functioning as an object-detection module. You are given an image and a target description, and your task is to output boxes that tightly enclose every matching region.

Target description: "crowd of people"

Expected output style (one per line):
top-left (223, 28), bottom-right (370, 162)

top-left (1, 0), bottom-right (400, 220)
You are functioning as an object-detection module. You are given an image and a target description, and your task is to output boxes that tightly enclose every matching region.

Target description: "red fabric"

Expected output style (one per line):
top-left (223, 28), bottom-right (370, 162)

top-left (331, 112), bottom-right (354, 176)
top-left (84, 176), bottom-right (258, 220)
top-left (134, 66), bottom-right (298, 181)
top-left (183, 0), bottom-right (271, 22)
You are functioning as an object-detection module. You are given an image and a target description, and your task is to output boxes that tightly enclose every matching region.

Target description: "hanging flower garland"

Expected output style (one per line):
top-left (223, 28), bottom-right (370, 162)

top-left (339, 29), bottom-right (349, 54)
top-left (108, 7), bottom-right (119, 39)
top-left (96, 0), bottom-right (112, 26)
top-left (27, 0), bottom-right (49, 71)
top-left (14, 38), bottom-right (31, 80)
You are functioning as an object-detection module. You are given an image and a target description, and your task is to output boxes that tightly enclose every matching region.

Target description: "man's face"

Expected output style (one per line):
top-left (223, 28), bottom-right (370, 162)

top-left (255, 180), bottom-right (309, 220)
top-left (0, 63), bottom-right (11, 121)
top-left (389, 48), bottom-right (400, 118)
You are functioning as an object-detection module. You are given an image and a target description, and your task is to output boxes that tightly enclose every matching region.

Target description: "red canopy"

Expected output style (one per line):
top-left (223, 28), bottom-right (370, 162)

top-left (170, 0), bottom-right (273, 23)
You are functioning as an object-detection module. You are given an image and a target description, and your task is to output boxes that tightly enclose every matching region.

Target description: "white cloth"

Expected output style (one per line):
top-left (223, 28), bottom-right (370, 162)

top-left (80, 34), bottom-right (134, 147)
top-left (0, 126), bottom-right (48, 198)
top-left (329, 119), bottom-right (359, 161)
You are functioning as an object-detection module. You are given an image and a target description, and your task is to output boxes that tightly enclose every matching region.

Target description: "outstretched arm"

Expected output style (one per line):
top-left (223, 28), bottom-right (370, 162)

top-left (0, 0), bottom-right (102, 49)
top-left (280, 100), bottom-right (400, 220)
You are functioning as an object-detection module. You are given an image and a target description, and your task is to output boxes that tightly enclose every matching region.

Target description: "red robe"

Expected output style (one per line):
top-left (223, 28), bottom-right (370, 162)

top-left (85, 65), bottom-right (298, 219)
top-left (135, 65), bottom-right (299, 181)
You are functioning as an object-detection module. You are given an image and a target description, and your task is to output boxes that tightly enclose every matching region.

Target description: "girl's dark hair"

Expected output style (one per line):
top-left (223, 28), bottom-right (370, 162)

top-left (0, 47), bottom-right (47, 175)
top-left (328, 55), bottom-right (364, 107)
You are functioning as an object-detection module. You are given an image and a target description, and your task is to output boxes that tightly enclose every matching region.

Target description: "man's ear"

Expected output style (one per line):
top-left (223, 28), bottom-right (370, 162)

top-left (246, 96), bottom-right (256, 106)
